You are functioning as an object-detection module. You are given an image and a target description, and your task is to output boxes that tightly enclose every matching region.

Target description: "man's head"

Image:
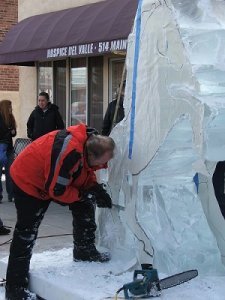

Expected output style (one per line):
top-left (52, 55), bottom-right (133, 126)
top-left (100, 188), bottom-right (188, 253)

top-left (38, 92), bottom-right (50, 110)
top-left (86, 134), bottom-right (115, 167)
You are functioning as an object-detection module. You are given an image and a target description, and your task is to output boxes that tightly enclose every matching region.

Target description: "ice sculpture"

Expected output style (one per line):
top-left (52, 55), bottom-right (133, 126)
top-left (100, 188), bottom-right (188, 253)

top-left (97, 0), bottom-right (225, 275)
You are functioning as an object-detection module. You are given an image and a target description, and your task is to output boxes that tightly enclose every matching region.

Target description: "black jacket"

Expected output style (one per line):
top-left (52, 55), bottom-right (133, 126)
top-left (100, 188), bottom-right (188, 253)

top-left (101, 98), bottom-right (125, 136)
top-left (0, 113), bottom-right (17, 150)
top-left (27, 103), bottom-right (65, 140)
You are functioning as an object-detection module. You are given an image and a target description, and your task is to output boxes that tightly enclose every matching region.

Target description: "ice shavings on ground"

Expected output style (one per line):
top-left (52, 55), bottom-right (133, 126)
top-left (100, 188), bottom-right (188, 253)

top-left (1, 248), bottom-right (225, 300)
top-left (30, 248), bottom-right (132, 300)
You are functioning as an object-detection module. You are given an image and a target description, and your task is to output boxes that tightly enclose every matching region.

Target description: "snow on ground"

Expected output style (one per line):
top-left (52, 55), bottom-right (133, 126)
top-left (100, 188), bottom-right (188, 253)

top-left (0, 288), bottom-right (4, 300)
top-left (1, 248), bottom-right (225, 299)
top-left (31, 248), bottom-right (132, 300)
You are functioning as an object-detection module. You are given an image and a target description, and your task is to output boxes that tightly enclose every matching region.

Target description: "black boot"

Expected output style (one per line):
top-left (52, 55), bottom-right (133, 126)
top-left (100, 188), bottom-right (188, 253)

top-left (8, 195), bottom-right (14, 202)
top-left (0, 226), bottom-right (10, 235)
top-left (73, 243), bottom-right (110, 262)
top-left (70, 199), bottom-right (111, 263)
top-left (5, 285), bottom-right (37, 300)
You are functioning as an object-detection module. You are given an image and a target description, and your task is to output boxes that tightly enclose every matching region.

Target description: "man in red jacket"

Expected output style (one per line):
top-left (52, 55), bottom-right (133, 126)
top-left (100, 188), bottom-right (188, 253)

top-left (5, 124), bottom-right (115, 300)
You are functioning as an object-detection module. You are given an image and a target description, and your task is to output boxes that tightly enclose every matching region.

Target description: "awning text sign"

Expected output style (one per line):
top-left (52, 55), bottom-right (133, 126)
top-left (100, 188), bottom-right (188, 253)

top-left (47, 39), bottom-right (127, 59)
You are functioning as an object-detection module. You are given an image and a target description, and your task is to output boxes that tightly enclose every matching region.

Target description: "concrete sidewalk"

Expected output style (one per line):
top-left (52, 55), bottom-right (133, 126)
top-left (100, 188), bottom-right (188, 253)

top-left (0, 182), bottom-right (73, 260)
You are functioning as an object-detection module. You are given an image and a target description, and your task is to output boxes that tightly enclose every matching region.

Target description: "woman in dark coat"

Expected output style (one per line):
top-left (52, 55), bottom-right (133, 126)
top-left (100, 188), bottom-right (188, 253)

top-left (102, 81), bottom-right (125, 136)
top-left (101, 97), bottom-right (125, 136)
top-left (27, 92), bottom-right (65, 141)
top-left (0, 99), bottom-right (17, 235)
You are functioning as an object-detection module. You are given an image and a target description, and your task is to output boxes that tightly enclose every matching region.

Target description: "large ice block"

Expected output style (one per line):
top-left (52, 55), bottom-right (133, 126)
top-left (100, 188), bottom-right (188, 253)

top-left (98, 0), bottom-right (225, 275)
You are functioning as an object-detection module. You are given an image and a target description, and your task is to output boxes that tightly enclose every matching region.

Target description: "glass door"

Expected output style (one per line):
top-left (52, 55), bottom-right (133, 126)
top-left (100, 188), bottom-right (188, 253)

top-left (70, 58), bottom-right (87, 125)
top-left (88, 56), bottom-right (103, 132)
top-left (38, 62), bottom-right (53, 100)
top-left (54, 60), bottom-right (67, 125)
top-left (109, 58), bottom-right (125, 103)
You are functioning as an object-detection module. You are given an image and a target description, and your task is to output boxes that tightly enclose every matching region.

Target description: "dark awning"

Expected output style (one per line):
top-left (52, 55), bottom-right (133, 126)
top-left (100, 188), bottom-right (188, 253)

top-left (0, 0), bottom-right (138, 66)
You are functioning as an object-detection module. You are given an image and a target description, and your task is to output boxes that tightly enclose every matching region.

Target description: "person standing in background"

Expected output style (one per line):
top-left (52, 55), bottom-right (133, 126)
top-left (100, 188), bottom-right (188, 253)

top-left (27, 92), bottom-right (64, 141)
top-left (0, 99), bottom-right (17, 203)
top-left (0, 100), bottom-right (17, 235)
top-left (101, 81), bottom-right (125, 136)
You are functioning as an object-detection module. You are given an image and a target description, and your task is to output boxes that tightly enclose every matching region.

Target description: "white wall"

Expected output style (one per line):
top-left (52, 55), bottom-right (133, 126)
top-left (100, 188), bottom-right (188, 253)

top-left (18, 0), bottom-right (105, 21)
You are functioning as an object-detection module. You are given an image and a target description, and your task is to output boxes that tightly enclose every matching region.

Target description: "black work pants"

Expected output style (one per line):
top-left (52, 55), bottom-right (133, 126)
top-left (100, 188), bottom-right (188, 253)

top-left (69, 199), bottom-right (97, 250)
top-left (213, 161), bottom-right (225, 219)
top-left (6, 188), bottom-right (50, 288)
top-left (6, 185), bottom-right (97, 289)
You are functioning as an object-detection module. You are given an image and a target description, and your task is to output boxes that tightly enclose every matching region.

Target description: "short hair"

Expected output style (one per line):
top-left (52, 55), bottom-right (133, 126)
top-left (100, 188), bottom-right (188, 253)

top-left (86, 135), bottom-right (115, 159)
top-left (39, 92), bottom-right (49, 101)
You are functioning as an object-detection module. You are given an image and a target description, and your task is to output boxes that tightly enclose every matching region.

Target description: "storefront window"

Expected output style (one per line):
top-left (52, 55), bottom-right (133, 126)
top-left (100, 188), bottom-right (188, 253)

top-left (54, 60), bottom-right (67, 125)
top-left (37, 57), bottom-right (124, 130)
top-left (71, 58), bottom-right (87, 125)
top-left (88, 57), bottom-right (103, 131)
top-left (38, 62), bottom-right (53, 100)
top-left (109, 59), bottom-right (125, 102)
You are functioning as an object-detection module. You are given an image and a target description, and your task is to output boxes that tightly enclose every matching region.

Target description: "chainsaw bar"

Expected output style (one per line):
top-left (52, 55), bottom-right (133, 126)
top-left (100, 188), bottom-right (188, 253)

top-left (159, 269), bottom-right (198, 290)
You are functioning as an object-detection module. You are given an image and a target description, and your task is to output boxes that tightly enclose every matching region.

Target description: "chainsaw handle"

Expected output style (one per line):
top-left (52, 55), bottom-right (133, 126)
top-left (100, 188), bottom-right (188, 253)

top-left (133, 270), bottom-right (146, 281)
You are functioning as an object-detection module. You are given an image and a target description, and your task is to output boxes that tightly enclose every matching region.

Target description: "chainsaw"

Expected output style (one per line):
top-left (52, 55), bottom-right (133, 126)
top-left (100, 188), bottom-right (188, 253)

top-left (115, 264), bottom-right (198, 299)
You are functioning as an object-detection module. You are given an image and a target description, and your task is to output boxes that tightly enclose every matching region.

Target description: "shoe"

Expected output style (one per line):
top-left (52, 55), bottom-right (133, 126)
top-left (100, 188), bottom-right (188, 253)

top-left (5, 286), bottom-right (37, 300)
top-left (0, 226), bottom-right (10, 235)
top-left (73, 245), bottom-right (111, 263)
top-left (8, 196), bottom-right (14, 202)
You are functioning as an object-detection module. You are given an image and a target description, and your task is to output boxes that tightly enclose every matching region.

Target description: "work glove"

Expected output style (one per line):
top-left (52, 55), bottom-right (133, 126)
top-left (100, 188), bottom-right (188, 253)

top-left (83, 184), bottom-right (112, 208)
top-left (96, 192), bottom-right (112, 208)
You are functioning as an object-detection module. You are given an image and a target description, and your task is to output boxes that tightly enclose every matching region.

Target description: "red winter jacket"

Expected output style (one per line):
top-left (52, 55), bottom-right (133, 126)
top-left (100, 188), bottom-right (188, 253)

top-left (10, 124), bottom-right (106, 204)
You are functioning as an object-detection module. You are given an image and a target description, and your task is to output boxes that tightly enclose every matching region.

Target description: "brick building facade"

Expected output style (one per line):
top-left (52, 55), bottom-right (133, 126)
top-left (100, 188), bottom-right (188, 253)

top-left (0, 0), bottom-right (18, 91)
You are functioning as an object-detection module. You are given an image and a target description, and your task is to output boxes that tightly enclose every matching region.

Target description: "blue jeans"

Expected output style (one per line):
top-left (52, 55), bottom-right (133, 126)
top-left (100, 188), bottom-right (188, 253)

top-left (0, 162), bottom-right (3, 227)
top-left (0, 150), bottom-right (14, 199)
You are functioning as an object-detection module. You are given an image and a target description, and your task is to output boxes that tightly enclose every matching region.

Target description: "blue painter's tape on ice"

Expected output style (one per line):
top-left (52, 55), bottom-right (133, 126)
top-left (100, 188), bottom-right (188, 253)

top-left (128, 0), bottom-right (143, 159)
top-left (193, 173), bottom-right (199, 193)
